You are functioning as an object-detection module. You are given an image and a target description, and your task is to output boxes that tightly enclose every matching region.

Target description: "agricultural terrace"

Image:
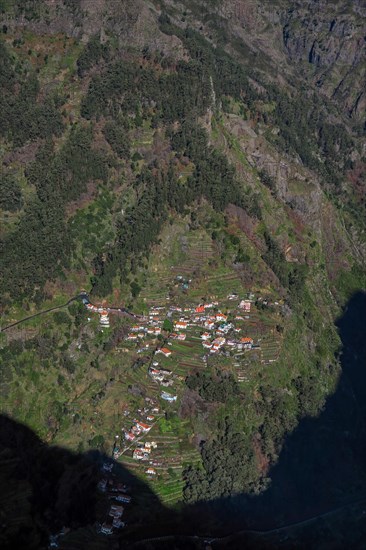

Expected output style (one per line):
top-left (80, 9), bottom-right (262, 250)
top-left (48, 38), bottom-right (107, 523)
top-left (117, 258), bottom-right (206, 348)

top-left (83, 261), bottom-right (284, 507)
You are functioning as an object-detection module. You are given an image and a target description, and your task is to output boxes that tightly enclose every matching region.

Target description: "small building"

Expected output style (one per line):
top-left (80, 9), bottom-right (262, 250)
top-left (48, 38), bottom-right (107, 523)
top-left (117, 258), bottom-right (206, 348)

top-left (146, 468), bottom-right (156, 475)
top-left (175, 321), bottom-right (188, 330)
top-left (239, 300), bottom-right (251, 312)
top-left (149, 367), bottom-right (160, 377)
top-left (157, 347), bottom-right (172, 357)
top-left (195, 305), bottom-right (205, 313)
top-left (114, 494), bottom-right (131, 504)
top-left (161, 392), bottom-right (177, 402)
top-left (240, 337), bottom-right (253, 349)
top-left (215, 313), bottom-right (227, 322)
top-left (212, 337), bottom-right (226, 347)
top-left (135, 421), bottom-right (151, 433)
top-left (159, 368), bottom-right (172, 376)
top-left (112, 518), bottom-right (125, 529)
top-left (100, 310), bottom-right (110, 327)
top-left (133, 449), bottom-right (149, 461)
top-left (109, 505), bottom-right (124, 518)
top-left (101, 522), bottom-right (113, 535)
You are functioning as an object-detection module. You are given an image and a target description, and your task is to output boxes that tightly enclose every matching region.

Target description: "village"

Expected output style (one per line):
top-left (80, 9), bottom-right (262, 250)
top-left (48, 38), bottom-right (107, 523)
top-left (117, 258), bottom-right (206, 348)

top-left (77, 272), bottom-right (284, 537)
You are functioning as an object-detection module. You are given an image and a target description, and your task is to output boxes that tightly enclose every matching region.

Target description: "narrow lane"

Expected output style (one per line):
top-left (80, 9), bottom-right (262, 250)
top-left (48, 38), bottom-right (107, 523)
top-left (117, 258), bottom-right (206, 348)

top-left (1, 293), bottom-right (142, 332)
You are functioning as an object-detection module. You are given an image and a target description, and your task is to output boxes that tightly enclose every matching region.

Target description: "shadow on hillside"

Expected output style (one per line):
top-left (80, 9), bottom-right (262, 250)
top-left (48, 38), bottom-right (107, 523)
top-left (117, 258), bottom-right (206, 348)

top-left (200, 289), bottom-right (366, 546)
top-left (0, 414), bottom-right (170, 550)
top-left (1, 292), bottom-right (366, 549)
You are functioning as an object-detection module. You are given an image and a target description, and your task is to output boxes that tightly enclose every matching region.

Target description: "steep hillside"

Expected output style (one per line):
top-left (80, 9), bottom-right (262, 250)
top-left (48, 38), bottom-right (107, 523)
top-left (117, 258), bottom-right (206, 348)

top-left (0, 0), bottom-right (365, 546)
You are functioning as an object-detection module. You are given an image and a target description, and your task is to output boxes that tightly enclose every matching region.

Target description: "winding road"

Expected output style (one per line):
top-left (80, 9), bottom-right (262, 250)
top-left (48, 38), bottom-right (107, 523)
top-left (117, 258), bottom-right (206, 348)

top-left (0, 293), bottom-right (142, 332)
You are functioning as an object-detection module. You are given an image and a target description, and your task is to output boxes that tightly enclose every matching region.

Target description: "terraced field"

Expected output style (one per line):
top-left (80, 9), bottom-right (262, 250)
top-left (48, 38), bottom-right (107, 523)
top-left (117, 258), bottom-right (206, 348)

top-left (10, 218), bottom-right (285, 517)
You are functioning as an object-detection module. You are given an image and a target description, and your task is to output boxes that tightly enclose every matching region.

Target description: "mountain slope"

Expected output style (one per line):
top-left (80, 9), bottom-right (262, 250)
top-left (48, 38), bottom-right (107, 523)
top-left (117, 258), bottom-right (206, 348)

top-left (0, 0), bottom-right (365, 545)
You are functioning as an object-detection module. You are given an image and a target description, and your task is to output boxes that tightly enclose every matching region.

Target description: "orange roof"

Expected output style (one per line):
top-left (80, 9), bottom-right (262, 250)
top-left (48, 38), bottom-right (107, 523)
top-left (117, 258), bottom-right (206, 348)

top-left (241, 337), bottom-right (253, 342)
top-left (136, 421), bottom-right (151, 430)
top-left (195, 306), bottom-right (205, 313)
top-left (161, 347), bottom-right (171, 354)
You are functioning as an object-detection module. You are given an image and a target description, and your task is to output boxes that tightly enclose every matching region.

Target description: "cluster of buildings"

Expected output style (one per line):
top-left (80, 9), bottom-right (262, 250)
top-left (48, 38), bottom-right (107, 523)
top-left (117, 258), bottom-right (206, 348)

top-left (98, 462), bottom-right (132, 536)
top-left (133, 440), bottom-right (158, 461)
top-left (148, 363), bottom-right (179, 402)
top-left (77, 288), bottom-right (273, 538)
top-left (84, 303), bottom-right (110, 327)
top-left (81, 295), bottom-right (111, 327)
top-left (127, 324), bottom-right (161, 340)
top-left (124, 418), bottom-right (153, 442)
top-left (201, 332), bottom-right (254, 353)
top-left (122, 399), bottom-right (160, 444)
top-left (148, 298), bottom-right (256, 356)
top-left (124, 295), bottom-right (258, 405)
top-left (149, 362), bottom-right (174, 386)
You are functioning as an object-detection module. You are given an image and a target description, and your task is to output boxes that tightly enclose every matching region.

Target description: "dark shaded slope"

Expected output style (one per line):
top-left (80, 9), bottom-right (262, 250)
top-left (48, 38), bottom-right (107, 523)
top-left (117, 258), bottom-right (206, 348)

top-left (1, 295), bottom-right (365, 550)
top-left (131, 291), bottom-right (366, 547)
top-left (0, 415), bottom-right (167, 550)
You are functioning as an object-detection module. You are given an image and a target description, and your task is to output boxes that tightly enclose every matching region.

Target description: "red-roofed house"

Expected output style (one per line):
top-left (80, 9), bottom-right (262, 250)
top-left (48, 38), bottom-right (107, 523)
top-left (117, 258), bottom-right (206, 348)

top-left (157, 347), bottom-right (172, 357)
top-left (175, 321), bottom-right (188, 330)
top-left (216, 313), bottom-right (227, 322)
top-left (240, 337), bottom-right (253, 349)
top-left (135, 421), bottom-right (151, 432)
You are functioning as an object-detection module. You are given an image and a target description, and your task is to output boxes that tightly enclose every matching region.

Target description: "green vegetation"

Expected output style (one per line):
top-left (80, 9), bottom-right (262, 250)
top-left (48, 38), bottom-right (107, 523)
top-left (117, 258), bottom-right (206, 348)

top-left (76, 34), bottom-right (110, 77)
top-left (0, 40), bottom-right (63, 147)
top-left (184, 416), bottom-right (257, 502)
top-left (0, 4), bottom-right (365, 544)
top-left (186, 369), bottom-right (239, 402)
top-left (0, 171), bottom-right (23, 211)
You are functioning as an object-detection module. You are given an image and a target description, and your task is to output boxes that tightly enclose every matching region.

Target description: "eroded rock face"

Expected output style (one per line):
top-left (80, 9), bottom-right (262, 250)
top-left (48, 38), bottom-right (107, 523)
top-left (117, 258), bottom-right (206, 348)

top-left (173, 0), bottom-right (365, 122)
top-left (280, 1), bottom-right (366, 119)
